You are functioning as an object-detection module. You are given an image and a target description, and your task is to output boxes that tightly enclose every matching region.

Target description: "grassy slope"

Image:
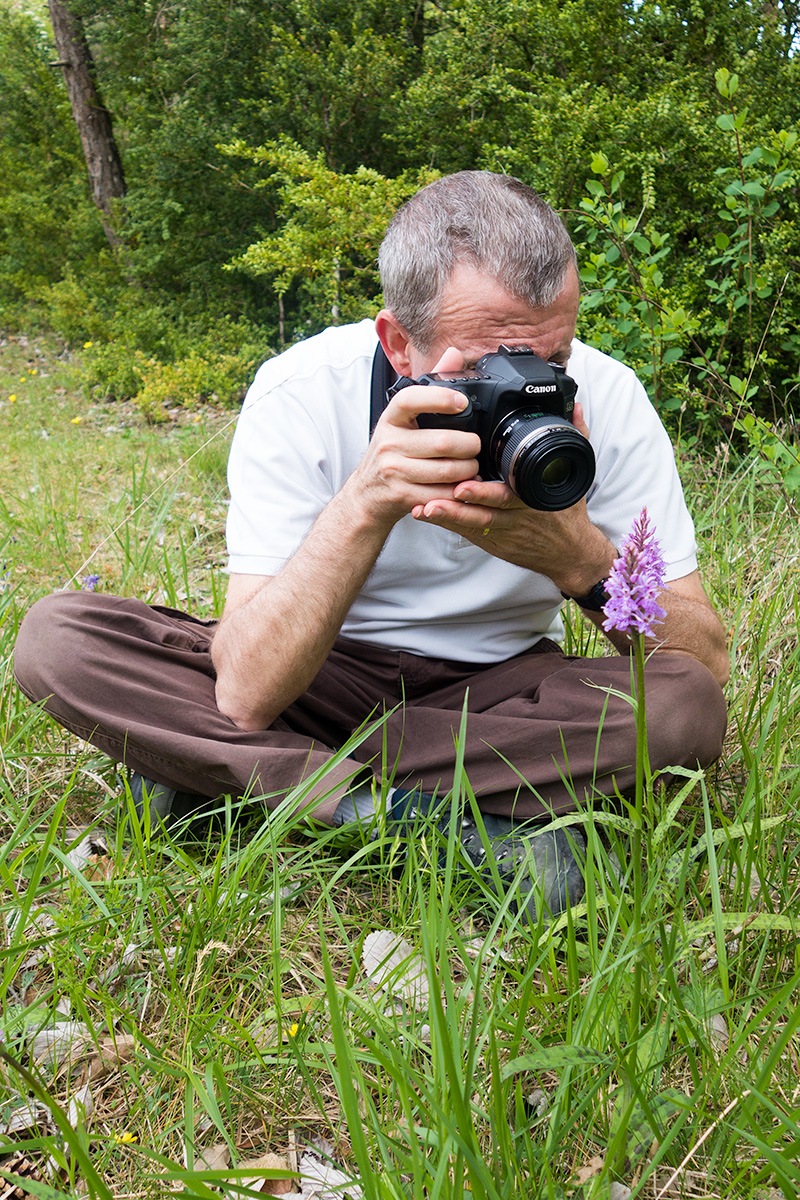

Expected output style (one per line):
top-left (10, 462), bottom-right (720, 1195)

top-left (0, 333), bottom-right (799, 1199)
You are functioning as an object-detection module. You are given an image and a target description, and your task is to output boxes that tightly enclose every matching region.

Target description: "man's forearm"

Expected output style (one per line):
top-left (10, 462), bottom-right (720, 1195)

top-left (213, 370), bottom-right (490, 732)
top-left (212, 490), bottom-right (390, 731)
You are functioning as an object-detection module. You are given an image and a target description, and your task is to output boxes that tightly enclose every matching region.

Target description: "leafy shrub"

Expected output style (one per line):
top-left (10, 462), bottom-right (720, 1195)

top-left (36, 268), bottom-right (120, 346)
top-left (224, 139), bottom-right (438, 336)
top-left (83, 344), bottom-right (148, 403)
top-left (572, 73), bottom-right (800, 495)
top-left (574, 71), bottom-right (798, 445)
top-left (133, 350), bottom-right (257, 422)
top-left (83, 309), bottom-right (269, 419)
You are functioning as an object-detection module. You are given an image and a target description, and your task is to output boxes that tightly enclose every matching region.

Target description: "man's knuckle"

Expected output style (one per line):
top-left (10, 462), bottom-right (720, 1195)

top-left (426, 431), bottom-right (451, 457)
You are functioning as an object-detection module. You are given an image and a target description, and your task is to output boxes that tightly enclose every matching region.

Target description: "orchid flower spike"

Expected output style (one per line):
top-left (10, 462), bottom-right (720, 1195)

top-left (602, 507), bottom-right (667, 638)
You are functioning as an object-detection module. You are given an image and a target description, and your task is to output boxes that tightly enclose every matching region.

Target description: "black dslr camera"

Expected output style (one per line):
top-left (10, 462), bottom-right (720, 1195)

top-left (392, 344), bottom-right (595, 511)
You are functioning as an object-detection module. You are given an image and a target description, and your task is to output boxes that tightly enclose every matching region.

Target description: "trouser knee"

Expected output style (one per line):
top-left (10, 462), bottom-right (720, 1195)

top-left (646, 655), bottom-right (728, 770)
top-left (13, 591), bottom-right (87, 703)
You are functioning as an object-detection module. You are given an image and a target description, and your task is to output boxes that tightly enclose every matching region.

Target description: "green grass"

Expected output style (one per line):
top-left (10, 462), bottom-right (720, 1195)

top-left (1, 332), bottom-right (799, 1199)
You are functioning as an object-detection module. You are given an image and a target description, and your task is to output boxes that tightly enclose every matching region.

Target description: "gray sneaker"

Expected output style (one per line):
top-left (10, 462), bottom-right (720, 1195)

top-left (390, 789), bottom-right (586, 923)
top-left (128, 772), bottom-right (212, 831)
top-left (457, 812), bottom-right (586, 923)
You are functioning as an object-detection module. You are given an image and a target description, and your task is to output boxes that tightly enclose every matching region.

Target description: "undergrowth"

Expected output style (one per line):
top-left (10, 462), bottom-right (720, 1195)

top-left (0, 334), bottom-right (798, 1199)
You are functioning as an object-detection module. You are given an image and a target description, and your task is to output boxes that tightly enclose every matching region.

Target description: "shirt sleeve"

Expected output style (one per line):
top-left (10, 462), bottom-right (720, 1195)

top-left (225, 371), bottom-right (336, 577)
top-left (224, 325), bottom-right (375, 578)
top-left (576, 344), bottom-right (698, 582)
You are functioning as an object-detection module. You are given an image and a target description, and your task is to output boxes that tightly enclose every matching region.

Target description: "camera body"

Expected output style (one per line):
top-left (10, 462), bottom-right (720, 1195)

top-left (397, 344), bottom-right (595, 511)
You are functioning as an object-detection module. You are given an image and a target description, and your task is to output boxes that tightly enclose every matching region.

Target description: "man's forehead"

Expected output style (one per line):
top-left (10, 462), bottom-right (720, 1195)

top-left (434, 267), bottom-right (579, 347)
top-left (442, 316), bottom-right (575, 366)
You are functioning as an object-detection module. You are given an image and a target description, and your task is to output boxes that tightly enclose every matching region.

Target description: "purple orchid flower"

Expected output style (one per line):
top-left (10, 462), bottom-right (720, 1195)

top-left (602, 507), bottom-right (667, 638)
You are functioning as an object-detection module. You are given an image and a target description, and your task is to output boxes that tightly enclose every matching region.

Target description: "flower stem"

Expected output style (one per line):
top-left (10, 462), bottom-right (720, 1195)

top-left (632, 628), bottom-right (647, 971)
top-left (623, 631), bottom-right (648, 1167)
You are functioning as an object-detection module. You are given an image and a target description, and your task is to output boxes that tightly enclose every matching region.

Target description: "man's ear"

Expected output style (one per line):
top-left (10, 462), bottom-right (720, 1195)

top-left (375, 310), bottom-right (415, 376)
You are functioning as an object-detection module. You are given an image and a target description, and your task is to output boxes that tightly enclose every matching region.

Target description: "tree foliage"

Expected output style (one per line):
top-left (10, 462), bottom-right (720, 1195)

top-left (0, 0), bottom-right (798, 431)
top-left (224, 139), bottom-right (439, 337)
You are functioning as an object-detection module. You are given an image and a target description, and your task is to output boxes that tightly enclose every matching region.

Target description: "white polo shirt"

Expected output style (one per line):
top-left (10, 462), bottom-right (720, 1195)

top-left (226, 320), bottom-right (696, 663)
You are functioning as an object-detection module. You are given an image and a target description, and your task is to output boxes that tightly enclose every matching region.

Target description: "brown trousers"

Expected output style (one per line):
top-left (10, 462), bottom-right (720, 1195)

top-left (13, 592), bottom-right (727, 824)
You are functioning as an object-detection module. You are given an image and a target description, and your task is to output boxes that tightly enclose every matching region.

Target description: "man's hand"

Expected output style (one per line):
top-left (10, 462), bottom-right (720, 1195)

top-left (212, 351), bottom-right (484, 732)
top-left (408, 397), bottom-right (730, 687)
top-left (345, 347), bottom-right (481, 530)
top-left (408, 399), bottom-right (615, 596)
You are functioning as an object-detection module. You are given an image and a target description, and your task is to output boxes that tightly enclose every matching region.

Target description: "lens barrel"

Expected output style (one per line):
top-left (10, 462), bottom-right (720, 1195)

top-left (494, 412), bottom-right (595, 511)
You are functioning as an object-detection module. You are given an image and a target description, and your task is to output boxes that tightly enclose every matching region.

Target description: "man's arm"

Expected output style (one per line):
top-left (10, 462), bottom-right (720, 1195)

top-left (582, 568), bottom-right (730, 687)
top-left (409, 456), bottom-right (729, 687)
top-left (212, 371), bottom-right (481, 731)
top-left (211, 489), bottom-right (390, 731)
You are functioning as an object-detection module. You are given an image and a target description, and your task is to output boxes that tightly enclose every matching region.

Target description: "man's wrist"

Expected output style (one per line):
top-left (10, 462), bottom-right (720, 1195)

top-left (554, 531), bottom-right (617, 603)
top-left (560, 577), bottom-right (611, 612)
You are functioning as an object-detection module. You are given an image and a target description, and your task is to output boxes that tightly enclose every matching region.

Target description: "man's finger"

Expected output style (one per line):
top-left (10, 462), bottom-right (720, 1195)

top-left (573, 400), bottom-right (590, 439)
top-left (430, 346), bottom-right (466, 374)
top-left (383, 382), bottom-right (469, 427)
top-left (452, 479), bottom-right (523, 509)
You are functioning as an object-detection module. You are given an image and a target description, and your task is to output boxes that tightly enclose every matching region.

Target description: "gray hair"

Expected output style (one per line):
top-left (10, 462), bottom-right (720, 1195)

top-left (378, 171), bottom-right (577, 352)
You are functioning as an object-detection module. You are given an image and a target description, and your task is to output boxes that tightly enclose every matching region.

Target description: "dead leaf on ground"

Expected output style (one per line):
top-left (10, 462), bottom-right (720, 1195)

top-left (708, 1012), bottom-right (729, 1053)
top-left (362, 930), bottom-right (430, 1012)
top-left (0, 1100), bottom-right (49, 1137)
top-left (63, 827), bottom-right (111, 874)
top-left (575, 1155), bottom-right (605, 1184)
top-left (527, 1088), bottom-right (549, 1118)
top-left (79, 1032), bottom-right (137, 1085)
top-left (29, 1020), bottom-right (93, 1066)
top-left (297, 1150), bottom-right (363, 1199)
top-left (197, 1142), bottom-right (231, 1172)
top-left (66, 1082), bottom-right (93, 1129)
top-left (462, 934), bottom-right (514, 962)
top-left (239, 1151), bottom-right (294, 1194)
top-left (98, 942), bottom-right (141, 988)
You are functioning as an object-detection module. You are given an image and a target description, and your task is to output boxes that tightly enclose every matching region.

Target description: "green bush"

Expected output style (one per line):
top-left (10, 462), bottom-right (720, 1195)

top-left (573, 71), bottom-right (798, 441)
top-left (133, 350), bottom-right (257, 422)
top-left (83, 308), bottom-right (269, 419)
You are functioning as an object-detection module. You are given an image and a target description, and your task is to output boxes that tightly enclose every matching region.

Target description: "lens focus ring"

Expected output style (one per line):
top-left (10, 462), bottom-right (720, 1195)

top-left (495, 413), bottom-right (595, 511)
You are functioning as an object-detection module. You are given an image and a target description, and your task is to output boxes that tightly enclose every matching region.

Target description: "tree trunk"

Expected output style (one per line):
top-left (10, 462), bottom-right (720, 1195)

top-left (48, 0), bottom-right (126, 248)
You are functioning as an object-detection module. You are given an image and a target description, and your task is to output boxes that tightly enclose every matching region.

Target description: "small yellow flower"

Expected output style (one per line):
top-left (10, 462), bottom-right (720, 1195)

top-left (288, 1022), bottom-right (300, 1038)
top-left (71, 416), bottom-right (82, 425)
top-left (8, 395), bottom-right (16, 403)
top-left (114, 1131), bottom-right (137, 1144)
top-left (29, 368), bottom-right (37, 375)
top-left (19, 377), bottom-right (26, 383)
top-left (83, 341), bottom-right (93, 349)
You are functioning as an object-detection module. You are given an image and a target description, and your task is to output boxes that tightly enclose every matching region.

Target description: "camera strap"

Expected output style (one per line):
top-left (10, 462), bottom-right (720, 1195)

top-left (369, 343), bottom-right (395, 436)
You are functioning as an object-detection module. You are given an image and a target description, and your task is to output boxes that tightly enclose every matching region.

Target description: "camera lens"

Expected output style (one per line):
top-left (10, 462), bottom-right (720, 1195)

top-left (540, 456), bottom-right (573, 489)
top-left (493, 412), bottom-right (595, 511)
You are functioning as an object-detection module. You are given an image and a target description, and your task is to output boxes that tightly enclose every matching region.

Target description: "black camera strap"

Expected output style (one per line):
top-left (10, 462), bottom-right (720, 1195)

top-left (369, 343), bottom-right (395, 436)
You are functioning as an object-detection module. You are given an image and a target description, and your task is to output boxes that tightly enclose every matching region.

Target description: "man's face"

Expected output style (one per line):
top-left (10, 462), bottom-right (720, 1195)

top-left (406, 263), bottom-right (581, 379)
